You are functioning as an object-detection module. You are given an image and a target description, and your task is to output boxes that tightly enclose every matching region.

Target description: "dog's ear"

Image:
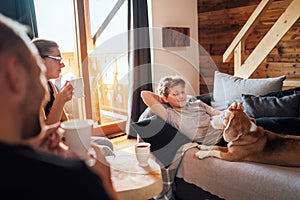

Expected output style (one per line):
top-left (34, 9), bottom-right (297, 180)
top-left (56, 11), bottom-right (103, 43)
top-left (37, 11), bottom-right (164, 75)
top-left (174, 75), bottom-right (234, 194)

top-left (210, 110), bottom-right (234, 130)
top-left (223, 110), bottom-right (233, 127)
top-left (249, 117), bottom-right (257, 132)
top-left (250, 117), bottom-right (256, 123)
top-left (223, 111), bottom-right (241, 142)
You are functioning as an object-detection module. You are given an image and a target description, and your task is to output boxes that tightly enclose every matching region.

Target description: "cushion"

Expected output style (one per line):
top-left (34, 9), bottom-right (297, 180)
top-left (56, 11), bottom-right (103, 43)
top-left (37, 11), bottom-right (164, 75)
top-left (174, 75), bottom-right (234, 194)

top-left (131, 115), bottom-right (191, 167)
top-left (212, 71), bottom-right (228, 103)
top-left (256, 117), bottom-right (300, 135)
top-left (212, 71), bottom-right (286, 109)
top-left (263, 87), bottom-right (300, 98)
top-left (196, 93), bottom-right (212, 106)
top-left (241, 92), bottom-right (300, 118)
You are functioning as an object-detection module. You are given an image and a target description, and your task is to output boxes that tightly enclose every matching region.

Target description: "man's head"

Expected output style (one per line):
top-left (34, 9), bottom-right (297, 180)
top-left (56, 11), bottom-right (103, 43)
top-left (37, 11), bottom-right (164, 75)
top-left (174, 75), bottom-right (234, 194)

top-left (157, 75), bottom-right (187, 109)
top-left (0, 14), bottom-right (47, 142)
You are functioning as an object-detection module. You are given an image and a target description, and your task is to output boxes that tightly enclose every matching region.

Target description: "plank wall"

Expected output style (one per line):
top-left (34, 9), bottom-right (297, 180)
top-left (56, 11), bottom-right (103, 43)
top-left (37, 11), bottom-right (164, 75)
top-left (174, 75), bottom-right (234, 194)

top-left (198, 0), bottom-right (300, 94)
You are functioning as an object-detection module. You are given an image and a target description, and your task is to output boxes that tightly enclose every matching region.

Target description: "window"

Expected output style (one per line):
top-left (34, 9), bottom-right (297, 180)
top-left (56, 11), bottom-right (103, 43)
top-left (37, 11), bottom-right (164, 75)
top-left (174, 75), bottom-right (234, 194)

top-left (34, 0), bottom-right (129, 135)
top-left (88, 0), bottom-right (128, 126)
top-left (34, 0), bottom-right (85, 120)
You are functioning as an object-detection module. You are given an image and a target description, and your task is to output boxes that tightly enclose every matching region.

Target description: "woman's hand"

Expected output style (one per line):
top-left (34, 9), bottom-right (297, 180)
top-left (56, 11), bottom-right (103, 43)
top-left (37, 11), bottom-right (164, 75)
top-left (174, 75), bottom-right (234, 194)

top-left (56, 81), bottom-right (73, 104)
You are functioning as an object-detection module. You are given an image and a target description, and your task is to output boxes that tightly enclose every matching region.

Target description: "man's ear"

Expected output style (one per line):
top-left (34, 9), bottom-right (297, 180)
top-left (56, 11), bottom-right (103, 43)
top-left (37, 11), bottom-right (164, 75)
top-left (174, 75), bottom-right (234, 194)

top-left (5, 56), bottom-right (23, 93)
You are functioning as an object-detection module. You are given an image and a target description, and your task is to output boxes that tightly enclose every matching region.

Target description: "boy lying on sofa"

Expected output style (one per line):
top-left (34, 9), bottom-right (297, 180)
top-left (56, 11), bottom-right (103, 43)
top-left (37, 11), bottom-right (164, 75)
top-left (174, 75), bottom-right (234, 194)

top-left (138, 75), bottom-right (242, 199)
top-left (133, 74), bottom-right (300, 200)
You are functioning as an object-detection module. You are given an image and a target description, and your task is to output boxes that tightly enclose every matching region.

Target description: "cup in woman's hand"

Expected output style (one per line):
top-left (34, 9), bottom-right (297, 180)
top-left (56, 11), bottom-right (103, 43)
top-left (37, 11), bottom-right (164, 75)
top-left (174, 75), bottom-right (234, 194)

top-left (69, 77), bottom-right (84, 98)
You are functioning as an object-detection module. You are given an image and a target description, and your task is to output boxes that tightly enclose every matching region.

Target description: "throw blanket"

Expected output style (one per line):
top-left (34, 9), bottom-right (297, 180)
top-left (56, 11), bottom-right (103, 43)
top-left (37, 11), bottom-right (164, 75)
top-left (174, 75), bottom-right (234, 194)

top-left (176, 147), bottom-right (300, 200)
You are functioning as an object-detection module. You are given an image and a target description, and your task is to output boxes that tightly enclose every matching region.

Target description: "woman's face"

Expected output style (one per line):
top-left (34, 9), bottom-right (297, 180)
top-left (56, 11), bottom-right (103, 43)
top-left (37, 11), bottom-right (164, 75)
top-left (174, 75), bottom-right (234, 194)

top-left (42, 47), bottom-right (65, 80)
top-left (164, 84), bottom-right (187, 110)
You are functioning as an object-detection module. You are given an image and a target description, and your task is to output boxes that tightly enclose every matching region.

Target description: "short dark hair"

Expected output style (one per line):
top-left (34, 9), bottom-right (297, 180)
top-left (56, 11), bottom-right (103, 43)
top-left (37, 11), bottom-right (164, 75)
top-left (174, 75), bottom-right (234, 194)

top-left (0, 14), bottom-right (34, 73)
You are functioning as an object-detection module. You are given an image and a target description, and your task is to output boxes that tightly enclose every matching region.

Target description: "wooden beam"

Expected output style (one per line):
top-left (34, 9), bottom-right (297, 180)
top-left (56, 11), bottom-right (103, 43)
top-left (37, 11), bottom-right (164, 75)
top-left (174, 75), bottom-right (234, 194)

top-left (92, 0), bottom-right (126, 43)
top-left (198, 0), bottom-right (261, 13)
top-left (234, 40), bottom-right (245, 71)
top-left (283, 78), bottom-right (300, 87)
top-left (73, 0), bottom-right (93, 119)
top-left (235, 0), bottom-right (300, 78)
top-left (223, 0), bottom-right (274, 62)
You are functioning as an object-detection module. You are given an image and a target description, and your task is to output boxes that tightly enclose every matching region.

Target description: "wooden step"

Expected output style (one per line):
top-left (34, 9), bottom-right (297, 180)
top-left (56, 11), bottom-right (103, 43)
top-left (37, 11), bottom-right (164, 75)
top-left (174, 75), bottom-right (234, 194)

top-left (283, 77), bottom-right (300, 87)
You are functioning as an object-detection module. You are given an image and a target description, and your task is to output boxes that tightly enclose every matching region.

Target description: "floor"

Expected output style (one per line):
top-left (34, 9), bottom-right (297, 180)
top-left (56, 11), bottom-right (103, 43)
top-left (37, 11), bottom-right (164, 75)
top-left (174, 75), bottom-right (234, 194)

top-left (111, 133), bottom-right (137, 151)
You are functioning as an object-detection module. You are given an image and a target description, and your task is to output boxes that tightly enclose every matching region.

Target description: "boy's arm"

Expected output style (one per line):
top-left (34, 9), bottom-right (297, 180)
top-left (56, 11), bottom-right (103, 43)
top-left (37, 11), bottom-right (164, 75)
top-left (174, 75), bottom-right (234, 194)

top-left (141, 91), bottom-right (168, 121)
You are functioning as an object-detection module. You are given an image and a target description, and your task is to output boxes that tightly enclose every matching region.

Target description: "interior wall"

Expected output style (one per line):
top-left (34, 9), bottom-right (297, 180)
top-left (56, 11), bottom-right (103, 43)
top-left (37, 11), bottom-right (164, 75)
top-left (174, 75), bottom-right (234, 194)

top-left (150, 0), bottom-right (199, 96)
top-left (197, 0), bottom-right (300, 94)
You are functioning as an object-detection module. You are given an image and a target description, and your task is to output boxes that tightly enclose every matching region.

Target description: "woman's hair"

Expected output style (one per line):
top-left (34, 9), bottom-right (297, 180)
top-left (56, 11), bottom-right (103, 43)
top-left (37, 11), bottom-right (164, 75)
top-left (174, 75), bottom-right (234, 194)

top-left (32, 38), bottom-right (58, 56)
top-left (157, 75), bottom-right (186, 97)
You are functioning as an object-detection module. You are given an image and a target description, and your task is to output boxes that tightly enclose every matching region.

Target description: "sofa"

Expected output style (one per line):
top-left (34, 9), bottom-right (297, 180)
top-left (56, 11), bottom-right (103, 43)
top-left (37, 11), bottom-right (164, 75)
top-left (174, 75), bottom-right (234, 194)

top-left (131, 72), bottom-right (300, 200)
top-left (174, 91), bottom-right (300, 200)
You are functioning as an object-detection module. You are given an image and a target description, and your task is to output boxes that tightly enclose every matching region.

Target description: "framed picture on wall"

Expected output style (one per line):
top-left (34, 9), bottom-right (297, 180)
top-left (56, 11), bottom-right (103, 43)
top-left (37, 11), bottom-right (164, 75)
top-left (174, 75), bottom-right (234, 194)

top-left (162, 27), bottom-right (190, 47)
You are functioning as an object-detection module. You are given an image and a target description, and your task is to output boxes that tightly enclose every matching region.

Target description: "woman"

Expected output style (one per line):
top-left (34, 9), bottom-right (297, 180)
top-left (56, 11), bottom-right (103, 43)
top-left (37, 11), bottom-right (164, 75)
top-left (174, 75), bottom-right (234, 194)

top-left (32, 38), bottom-right (114, 155)
top-left (32, 38), bottom-right (73, 125)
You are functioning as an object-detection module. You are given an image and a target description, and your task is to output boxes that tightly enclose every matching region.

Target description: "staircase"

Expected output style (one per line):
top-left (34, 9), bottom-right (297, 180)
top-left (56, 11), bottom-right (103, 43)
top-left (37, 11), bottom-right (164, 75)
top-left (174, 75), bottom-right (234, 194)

top-left (223, 0), bottom-right (300, 87)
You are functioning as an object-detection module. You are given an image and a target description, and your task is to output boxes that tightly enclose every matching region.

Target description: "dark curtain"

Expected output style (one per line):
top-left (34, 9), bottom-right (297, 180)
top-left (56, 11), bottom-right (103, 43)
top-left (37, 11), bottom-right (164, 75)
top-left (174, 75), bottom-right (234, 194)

top-left (127, 0), bottom-right (153, 138)
top-left (0, 0), bottom-right (38, 38)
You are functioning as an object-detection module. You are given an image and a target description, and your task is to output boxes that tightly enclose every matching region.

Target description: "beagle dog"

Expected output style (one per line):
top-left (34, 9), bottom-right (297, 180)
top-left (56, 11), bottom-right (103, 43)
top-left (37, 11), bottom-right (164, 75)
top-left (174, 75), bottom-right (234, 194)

top-left (195, 108), bottom-right (300, 167)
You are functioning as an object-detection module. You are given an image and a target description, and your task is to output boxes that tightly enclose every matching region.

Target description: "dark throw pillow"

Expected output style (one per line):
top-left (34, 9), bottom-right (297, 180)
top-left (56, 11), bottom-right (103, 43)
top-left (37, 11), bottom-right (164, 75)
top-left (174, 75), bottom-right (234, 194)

top-left (241, 92), bottom-right (300, 118)
top-left (263, 87), bottom-right (300, 98)
top-left (256, 117), bottom-right (300, 135)
top-left (130, 115), bottom-right (191, 167)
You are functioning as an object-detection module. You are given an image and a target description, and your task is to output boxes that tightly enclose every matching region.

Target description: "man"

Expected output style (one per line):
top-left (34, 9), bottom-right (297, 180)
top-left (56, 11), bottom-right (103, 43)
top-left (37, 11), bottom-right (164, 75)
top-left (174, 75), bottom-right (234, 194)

top-left (0, 14), bottom-right (119, 200)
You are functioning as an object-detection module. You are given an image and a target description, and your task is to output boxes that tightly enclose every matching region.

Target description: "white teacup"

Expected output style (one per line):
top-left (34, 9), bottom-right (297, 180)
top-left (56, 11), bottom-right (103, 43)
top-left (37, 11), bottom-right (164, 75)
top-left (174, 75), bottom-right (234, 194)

top-left (69, 77), bottom-right (84, 98)
top-left (61, 119), bottom-right (93, 160)
top-left (135, 142), bottom-right (151, 167)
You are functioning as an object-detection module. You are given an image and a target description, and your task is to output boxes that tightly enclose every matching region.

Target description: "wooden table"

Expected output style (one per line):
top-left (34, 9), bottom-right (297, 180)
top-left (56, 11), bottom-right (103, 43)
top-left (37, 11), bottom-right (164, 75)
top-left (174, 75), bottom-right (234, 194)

top-left (106, 147), bottom-right (163, 200)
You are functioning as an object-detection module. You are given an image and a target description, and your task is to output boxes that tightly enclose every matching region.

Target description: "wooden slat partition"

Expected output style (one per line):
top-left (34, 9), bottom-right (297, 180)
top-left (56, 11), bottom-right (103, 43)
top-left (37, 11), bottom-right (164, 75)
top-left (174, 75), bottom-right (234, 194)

top-left (223, 0), bottom-right (274, 63)
top-left (235, 0), bottom-right (300, 78)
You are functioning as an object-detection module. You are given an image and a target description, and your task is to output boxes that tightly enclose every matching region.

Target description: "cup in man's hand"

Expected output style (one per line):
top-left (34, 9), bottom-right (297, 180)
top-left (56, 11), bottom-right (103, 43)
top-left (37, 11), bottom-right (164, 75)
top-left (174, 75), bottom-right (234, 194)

top-left (61, 119), bottom-right (93, 160)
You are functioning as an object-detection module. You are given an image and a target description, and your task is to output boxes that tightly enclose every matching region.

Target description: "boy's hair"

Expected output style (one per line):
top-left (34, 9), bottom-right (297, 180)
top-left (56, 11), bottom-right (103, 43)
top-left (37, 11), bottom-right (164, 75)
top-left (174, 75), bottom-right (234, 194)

top-left (157, 75), bottom-right (186, 97)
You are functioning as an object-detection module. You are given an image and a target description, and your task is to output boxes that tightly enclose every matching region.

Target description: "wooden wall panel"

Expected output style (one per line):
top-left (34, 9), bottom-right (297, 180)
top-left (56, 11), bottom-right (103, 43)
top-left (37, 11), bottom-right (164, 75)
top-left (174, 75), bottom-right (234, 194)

top-left (198, 0), bottom-right (300, 94)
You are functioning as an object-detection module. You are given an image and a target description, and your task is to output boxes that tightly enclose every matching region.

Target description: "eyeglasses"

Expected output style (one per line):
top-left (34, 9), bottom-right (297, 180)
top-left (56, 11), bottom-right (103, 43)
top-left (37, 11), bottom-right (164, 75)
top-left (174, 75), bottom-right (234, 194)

top-left (41, 55), bottom-right (63, 63)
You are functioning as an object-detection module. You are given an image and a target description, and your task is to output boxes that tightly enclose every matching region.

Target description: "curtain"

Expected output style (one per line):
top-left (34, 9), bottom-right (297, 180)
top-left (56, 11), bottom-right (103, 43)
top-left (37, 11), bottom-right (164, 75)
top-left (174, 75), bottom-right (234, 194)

top-left (0, 0), bottom-right (38, 38)
top-left (127, 0), bottom-right (153, 138)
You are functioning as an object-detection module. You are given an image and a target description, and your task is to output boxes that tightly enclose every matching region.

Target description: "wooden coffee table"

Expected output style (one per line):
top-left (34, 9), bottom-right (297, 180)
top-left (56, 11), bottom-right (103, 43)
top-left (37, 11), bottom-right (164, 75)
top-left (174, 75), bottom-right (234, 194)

top-left (106, 146), bottom-right (163, 200)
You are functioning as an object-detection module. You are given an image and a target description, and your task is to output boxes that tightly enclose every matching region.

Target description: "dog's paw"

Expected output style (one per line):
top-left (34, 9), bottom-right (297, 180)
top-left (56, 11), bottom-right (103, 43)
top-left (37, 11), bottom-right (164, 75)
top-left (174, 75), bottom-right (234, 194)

top-left (197, 144), bottom-right (212, 151)
top-left (195, 150), bottom-right (211, 159)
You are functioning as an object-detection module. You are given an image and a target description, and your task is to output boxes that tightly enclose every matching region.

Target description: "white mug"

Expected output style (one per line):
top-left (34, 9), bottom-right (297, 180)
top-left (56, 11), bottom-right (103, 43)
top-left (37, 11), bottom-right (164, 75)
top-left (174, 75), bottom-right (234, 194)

top-left (69, 77), bottom-right (84, 98)
top-left (135, 142), bottom-right (151, 167)
top-left (61, 119), bottom-right (93, 160)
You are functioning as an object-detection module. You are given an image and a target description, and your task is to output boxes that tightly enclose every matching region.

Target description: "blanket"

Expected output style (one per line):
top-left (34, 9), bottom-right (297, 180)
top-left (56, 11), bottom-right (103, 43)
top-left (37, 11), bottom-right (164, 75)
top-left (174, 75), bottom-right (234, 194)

top-left (176, 147), bottom-right (300, 200)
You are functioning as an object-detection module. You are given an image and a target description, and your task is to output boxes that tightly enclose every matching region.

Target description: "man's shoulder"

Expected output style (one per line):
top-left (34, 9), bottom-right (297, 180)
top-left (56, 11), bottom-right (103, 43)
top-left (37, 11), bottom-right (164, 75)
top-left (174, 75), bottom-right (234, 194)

top-left (0, 143), bottom-right (87, 172)
top-left (0, 143), bottom-right (111, 199)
